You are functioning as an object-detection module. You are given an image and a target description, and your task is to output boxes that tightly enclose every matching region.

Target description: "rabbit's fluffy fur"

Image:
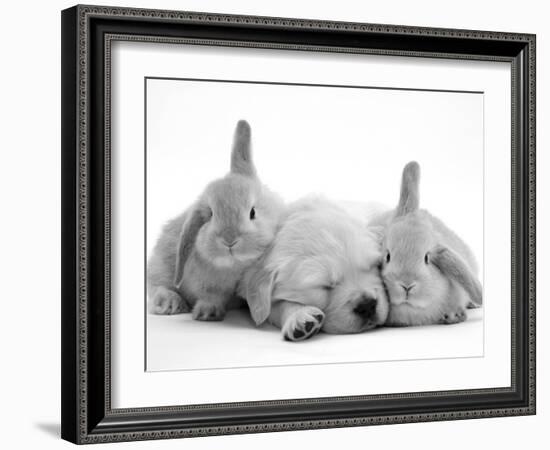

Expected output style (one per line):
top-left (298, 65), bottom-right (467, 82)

top-left (371, 162), bottom-right (482, 326)
top-left (148, 119), bottom-right (481, 338)
top-left (147, 120), bottom-right (284, 321)
top-left (242, 197), bottom-right (389, 341)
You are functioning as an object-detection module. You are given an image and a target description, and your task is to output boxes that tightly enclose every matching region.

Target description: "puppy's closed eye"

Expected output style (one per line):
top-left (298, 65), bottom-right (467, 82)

top-left (322, 281), bottom-right (340, 291)
top-left (360, 261), bottom-right (383, 272)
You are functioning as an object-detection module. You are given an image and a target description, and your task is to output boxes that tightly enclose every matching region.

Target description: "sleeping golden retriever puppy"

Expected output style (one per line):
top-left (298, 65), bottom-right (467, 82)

top-left (242, 197), bottom-right (389, 341)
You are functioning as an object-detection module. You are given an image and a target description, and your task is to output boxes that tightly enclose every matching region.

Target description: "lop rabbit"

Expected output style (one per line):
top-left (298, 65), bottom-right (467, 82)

top-left (147, 120), bottom-right (284, 321)
top-left (372, 161), bottom-right (482, 326)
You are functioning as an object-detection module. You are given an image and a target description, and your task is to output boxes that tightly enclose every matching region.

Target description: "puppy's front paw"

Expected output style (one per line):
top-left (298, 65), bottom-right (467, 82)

top-left (440, 308), bottom-right (467, 324)
top-left (282, 307), bottom-right (325, 342)
top-left (192, 300), bottom-right (226, 321)
top-left (149, 288), bottom-right (190, 315)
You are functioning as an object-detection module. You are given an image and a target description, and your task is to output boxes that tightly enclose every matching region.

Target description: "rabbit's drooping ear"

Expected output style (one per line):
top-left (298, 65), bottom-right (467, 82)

top-left (244, 264), bottom-right (275, 325)
top-left (396, 161), bottom-right (421, 217)
top-left (174, 204), bottom-right (211, 287)
top-left (431, 246), bottom-right (483, 307)
top-left (230, 120), bottom-right (257, 178)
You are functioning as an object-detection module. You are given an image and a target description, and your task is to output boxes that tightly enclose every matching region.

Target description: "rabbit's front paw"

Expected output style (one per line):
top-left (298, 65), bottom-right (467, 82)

top-left (440, 309), bottom-right (467, 324)
top-left (192, 300), bottom-right (226, 321)
top-left (149, 288), bottom-right (190, 315)
top-left (282, 307), bottom-right (325, 342)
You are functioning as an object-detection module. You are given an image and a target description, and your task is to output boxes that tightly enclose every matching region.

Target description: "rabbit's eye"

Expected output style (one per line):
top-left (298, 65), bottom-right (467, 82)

top-left (385, 252), bottom-right (391, 264)
top-left (249, 207), bottom-right (256, 220)
top-left (424, 253), bottom-right (430, 264)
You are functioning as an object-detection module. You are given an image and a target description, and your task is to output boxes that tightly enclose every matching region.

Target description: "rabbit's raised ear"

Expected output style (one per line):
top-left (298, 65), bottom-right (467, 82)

top-left (431, 246), bottom-right (483, 307)
top-left (396, 161), bottom-right (421, 217)
top-left (244, 264), bottom-right (275, 325)
top-left (174, 204), bottom-right (211, 287)
top-left (230, 120), bottom-right (257, 178)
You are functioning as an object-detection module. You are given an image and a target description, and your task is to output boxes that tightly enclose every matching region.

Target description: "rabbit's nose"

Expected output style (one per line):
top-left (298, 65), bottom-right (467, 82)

top-left (353, 296), bottom-right (377, 320)
top-left (222, 239), bottom-right (238, 248)
top-left (220, 229), bottom-right (239, 246)
top-left (400, 283), bottom-right (416, 294)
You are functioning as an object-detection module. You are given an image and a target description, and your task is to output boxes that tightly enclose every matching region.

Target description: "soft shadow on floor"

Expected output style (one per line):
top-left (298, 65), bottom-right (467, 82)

top-left (147, 307), bottom-right (484, 371)
top-left (35, 422), bottom-right (60, 438)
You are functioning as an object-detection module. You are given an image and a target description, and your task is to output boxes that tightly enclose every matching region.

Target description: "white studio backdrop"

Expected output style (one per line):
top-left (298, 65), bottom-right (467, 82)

top-left (145, 78), bottom-right (484, 262)
top-left (144, 78), bottom-right (486, 372)
top-left (0, 0), bottom-right (547, 449)
top-left (111, 40), bottom-right (511, 409)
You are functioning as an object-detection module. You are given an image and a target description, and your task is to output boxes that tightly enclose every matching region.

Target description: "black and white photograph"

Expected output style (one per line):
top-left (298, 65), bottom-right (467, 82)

top-left (54, 3), bottom-right (538, 446)
top-left (1, 0), bottom-right (546, 446)
top-left (144, 76), bottom-right (484, 371)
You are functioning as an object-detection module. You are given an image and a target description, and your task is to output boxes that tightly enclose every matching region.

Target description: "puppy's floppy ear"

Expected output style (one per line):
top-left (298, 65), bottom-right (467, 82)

top-left (230, 120), bottom-right (257, 178)
top-left (244, 264), bottom-right (275, 325)
top-left (431, 245), bottom-right (483, 306)
top-left (396, 161), bottom-right (420, 217)
top-left (174, 204), bottom-right (211, 287)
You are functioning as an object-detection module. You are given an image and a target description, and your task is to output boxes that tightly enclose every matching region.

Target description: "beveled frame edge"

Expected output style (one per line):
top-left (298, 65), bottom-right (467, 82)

top-left (61, 4), bottom-right (536, 444)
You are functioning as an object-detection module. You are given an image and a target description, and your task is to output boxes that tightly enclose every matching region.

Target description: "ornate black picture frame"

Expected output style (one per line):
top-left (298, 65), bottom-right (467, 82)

top-left (61, 4), bottom-right (536, 444)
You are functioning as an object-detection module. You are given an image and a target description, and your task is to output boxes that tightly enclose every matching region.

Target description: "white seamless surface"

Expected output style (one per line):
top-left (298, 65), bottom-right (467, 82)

top-left (144, 76), bottom-right (485, 372)
top-left (111, 41), bottom-right (511, 408)
top-left (145, 78), bottom-right (485, 269)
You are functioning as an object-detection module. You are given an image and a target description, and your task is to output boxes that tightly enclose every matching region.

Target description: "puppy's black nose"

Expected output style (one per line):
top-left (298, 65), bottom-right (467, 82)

top-left (353, 296), bottom-right (377, 320)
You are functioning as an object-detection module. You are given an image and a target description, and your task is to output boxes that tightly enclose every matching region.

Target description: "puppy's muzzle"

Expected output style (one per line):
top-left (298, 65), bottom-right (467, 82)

top-left (353, 295), bottom-right (378, 321)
